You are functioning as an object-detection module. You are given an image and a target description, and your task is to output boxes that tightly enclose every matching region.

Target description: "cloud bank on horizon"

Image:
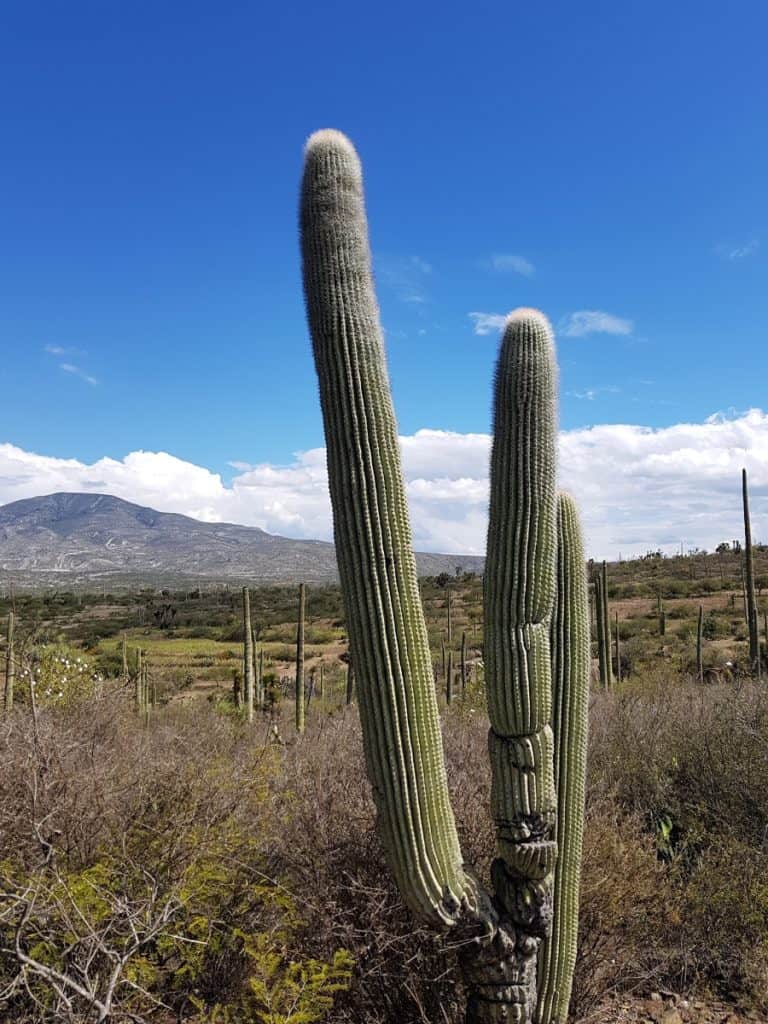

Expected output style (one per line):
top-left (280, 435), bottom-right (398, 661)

top-left (1, 409), bottom-right (767, 561)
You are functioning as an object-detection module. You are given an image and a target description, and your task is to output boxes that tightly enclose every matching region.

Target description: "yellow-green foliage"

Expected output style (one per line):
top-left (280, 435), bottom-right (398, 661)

top-left (191, 939), bottom-right (353, 1024)
top-left (21, 644), bottom-right (101, 707)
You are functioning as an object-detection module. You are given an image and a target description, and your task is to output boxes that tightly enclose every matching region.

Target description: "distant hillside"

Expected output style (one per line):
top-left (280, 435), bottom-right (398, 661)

top-left (0, 493), bottom-right (484, 585)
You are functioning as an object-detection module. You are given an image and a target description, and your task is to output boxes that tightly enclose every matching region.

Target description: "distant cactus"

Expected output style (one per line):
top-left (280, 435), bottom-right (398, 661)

top-left (243, 588), bottom-right (255, 722)
top-left (4, 611), bottom-right (14, 712)
top-left (121, 634), bottom-right (128, 681)
top-left (295, 583), bottom-right (305, 733)
top-left (743, 468), bottom-right (760, 677)
top-left (614, 611), bottom-right (621, 684)
top-left (447, 586), bottom-right (453, 645)
top-left (594, 567), bottom-right (612, 688)
top-left (460, 631), bottom-right (468, 696)
top-left (135, 648), bottom-right (143, 712)
top-left (697, 604), bottom-right (704, 684)
top-left (301, 129), bottom-right (589, 1022)
top-left (446, 649), bottom-right (453, 705)
top-left (657, 592), bottom-right (666, 637)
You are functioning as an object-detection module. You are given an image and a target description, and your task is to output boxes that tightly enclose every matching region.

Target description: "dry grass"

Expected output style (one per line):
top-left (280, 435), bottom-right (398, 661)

top-left (2, 677), bottom-right (768, 1021)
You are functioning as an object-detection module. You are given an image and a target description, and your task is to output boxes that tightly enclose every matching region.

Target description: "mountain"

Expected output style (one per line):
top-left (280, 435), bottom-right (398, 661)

top-left (0, 493), bottom-right (484, 585)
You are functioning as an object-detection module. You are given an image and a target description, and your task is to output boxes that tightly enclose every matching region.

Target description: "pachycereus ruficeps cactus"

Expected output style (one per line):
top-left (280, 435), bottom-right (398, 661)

top-left (300, 129), bottom-right (589, 1024)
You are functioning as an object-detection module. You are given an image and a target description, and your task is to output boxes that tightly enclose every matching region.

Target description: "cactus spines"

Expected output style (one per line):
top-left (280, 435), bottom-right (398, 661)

top-left (4, 611), bottom-right (15, 712)
top-left (743, 468), bottom-right (760, 676)
top-left (301, 131), bottom-right (587, 1023)
top-left (243, 588), bottom-right (255, 722)
top-left (295, 582), bottom-right (305, 734)
top-left (537, 493), bottom-right (590, 1024)
top-left (301, 129), bottom-right (475, 926)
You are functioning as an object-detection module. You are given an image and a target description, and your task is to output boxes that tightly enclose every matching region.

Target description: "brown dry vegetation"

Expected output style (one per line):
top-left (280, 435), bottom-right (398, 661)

top-left (3, 671), bottom-right (768, 1022)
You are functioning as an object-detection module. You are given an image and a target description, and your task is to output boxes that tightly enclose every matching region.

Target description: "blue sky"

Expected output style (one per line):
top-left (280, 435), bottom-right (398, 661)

top-left (1, 1), bottom-right (767, 555)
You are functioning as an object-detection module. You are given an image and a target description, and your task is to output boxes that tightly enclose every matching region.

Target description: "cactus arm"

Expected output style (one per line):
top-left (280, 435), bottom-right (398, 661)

top-left (537, 493), bottom-right (590, 1024)
top-left (301, 129), bottom-right (478, 927)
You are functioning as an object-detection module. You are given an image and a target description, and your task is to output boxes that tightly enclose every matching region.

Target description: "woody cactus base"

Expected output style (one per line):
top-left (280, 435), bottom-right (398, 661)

top-left (300, 129), bottom-right (590, 1024)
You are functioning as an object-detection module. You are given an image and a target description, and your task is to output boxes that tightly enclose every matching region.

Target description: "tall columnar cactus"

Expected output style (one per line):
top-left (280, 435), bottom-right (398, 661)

top-left (295, 582), bottom-right (305, 734)
top-left (743, 468), bottom-right (760, 677)
top-left (345, 662), bottom-right (354, 706)
top-left (446, 649), bottom-right (454, 705)
top-left (447, 587), bottom-right (453, 645)
top-left (135, 648), bottom-right (143, 712)
top-left (4, 611), bottom-right (15, 712)
top-left (697, 604), bottom-right (704, 684)
top-left (657, 592), bottom-right (666, 637)
top-left (300, 129), bottom-right (590, 1022)
top-left (121, 634), bottom-right (128, 681)
top-left (461, 631), bottom-right (468, 697)
top-left (538, 493), bottom-right (590, 1024)
top-left (614, 611), bottom-right (622, 684)
top-left (600, 562), bottom-right (612, 684)
top-left (243, 588), bottom-right (255, 722)
top-left (594, 571), bottom-right (608, 688)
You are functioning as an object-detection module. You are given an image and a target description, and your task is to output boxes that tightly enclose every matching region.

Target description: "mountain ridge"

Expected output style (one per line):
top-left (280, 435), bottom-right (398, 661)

top-left (0, 492), bottom-right (484, 584)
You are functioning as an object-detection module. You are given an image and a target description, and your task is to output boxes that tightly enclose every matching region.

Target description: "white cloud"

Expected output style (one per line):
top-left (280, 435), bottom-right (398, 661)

top-left (559, 310), bottom-right (634, 337)
top-left (59, 363), bottom-right (99, 387)
top-left (468, 311), bottom-right (509, 336)
top-left (718, 239), bottom-right (759, 262)
top-left (490, 253), bottom-right (535, 277)
top-left (378, 255), bottom-right (432, 304)
top-left (1, 410), bottom-right (767, 560)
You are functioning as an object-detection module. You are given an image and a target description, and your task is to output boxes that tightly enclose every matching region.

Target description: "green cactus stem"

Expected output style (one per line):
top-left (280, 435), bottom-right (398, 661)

top-left (4, 611), bottom-right (14, 713)
top-left (537, 493), bottom-right (590, 1024)
top-left (243, 588), bottom-right (255, 722)
top-left (295, 582), bottom-right (305, 734)
top-left (258, 647), bottom-right (265, 709)
top-left (614, 611), bottom-right (621, 684)
top-left (447, 587), bottom-right (453, 645)
top-left (301, 129), bottom-right (477, 927)
top-left (480, 307), bottom-right (559, 1022)
top-left (657, 592), bottom-right (666, 637)
top-left (743, 468), bottom-right (760, 676)
top-left (697, 605), bottom-right (704, 684)
top-left (446, 649), bottom-right (453, 705)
